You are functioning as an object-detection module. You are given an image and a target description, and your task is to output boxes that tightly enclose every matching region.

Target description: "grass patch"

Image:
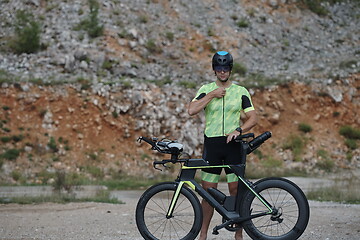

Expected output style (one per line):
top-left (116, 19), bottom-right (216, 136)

top-left (315, 149), bottom-right (335, 171)
top-left (236, 18), bottom-right (249, 28)
top-left (241, 73), bottom-right (285, 89)
top-left (245, 159), bottom-right (307, 179)
top-left (298, 123), bottom-right (312, 133)
top-left (0, 190), bottom-right (123, 204)
top-left (282, 134), bottom-right (305, 162)
top-left (307, 177), bottom-right (360, 204)
top-left (99, 173), bottom-right (174, 190)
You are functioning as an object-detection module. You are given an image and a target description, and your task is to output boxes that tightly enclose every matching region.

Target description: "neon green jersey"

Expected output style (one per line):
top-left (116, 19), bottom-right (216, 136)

top-left (192, 82), bottom-right (255, 137)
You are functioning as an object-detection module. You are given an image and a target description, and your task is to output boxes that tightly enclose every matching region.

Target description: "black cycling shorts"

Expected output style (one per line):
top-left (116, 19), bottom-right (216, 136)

top-left (202, 135), bottom-right (243, 175)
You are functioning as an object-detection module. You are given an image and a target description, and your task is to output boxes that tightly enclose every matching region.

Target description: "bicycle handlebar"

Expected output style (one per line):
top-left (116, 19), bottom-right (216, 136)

top-left (137, 136), bottom-right (184, 156)
top-left (138, 131), bottom-right (272, 169)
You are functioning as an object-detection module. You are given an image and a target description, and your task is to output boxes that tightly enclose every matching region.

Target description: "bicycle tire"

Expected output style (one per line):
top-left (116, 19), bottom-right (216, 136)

top-left (136, 182), bottom-right (202, 240)
top-left (240, 177), bottom-right (310, 240)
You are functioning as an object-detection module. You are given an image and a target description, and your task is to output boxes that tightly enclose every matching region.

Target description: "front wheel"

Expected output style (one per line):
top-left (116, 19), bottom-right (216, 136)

top-left (240, 178), bottom-right (310, 240)
top-left (136, 182), bottom-right (202, 240)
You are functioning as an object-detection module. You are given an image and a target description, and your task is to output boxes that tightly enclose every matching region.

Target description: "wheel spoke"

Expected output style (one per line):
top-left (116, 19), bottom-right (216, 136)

top-left (242, 179), bottom-right (309, 239)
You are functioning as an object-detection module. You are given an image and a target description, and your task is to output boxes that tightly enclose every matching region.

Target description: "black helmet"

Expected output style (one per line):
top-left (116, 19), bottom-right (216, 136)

top-left (212, 51), bottom-right (233, 71)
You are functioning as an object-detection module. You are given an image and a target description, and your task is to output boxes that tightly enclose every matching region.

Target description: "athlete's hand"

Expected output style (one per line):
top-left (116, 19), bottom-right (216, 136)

top-left (210, 87), bottom-right (226, 98)
top-left (226, 130), bottom-right (240, 143)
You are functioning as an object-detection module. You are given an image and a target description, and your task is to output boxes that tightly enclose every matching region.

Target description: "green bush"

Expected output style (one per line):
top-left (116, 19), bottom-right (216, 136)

top-left (299, 0), bottom-right (329, 16)
top-left (298, 123), bottom-right (312, 133)
top-left (0, 136), bottom-right (11, 143)
top-left (10, 10), bottom-right (41, 54)
top-left (339, 125), bottom-right (360, 139)
top-left (0, 148), bottom-right (20, 160)
top-left (165, 32), bottom-right (174, 42)
top-left (75, 0), bottom-right (104, 38)
top-left (236, 18), bottom-right (249, 28)
top-left (12, 134), bottom-right (24, 142)
top-left (47, 137), bottom-right (58, 152)
top-left (145, 39), bottom-right (161, 54)
top-left (11, 170), bottom-right (22, 181)
top-left (282, 134), bottom-right (305, 162)
top-left (315, 149), bottom-right (334, 171)
top-left (345, 139), bottom-right (358, 150)
top-left (85, 165), bottom-right (104, 179)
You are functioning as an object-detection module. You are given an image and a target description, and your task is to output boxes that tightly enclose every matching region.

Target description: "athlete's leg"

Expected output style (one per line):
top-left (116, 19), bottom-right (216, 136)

top-left (199, 180), bottom-right (218, 240)
top-left (227, 176), bottom-right (243, 240)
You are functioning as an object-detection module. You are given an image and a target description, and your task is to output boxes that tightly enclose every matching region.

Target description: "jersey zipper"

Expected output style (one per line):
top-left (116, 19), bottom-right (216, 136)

top-left (222, 96), bottom-right (225, 136)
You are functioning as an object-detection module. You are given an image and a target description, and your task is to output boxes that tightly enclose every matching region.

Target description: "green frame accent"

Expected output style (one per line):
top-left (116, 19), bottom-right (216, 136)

top-left (165, 163), bottom-right (274, 221)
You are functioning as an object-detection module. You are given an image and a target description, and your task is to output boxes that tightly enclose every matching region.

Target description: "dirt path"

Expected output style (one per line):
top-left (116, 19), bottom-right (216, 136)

top-left (0, 177), bottom-right (359, 240)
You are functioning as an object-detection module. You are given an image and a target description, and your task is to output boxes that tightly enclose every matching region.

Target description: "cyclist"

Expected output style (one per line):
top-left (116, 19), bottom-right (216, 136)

top-left (188, 51), bottom-right (258, 240)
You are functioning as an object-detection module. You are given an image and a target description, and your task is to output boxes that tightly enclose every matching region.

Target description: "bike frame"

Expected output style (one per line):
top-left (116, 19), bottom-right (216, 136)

top-left (165, 159), bottom-right (275, 225)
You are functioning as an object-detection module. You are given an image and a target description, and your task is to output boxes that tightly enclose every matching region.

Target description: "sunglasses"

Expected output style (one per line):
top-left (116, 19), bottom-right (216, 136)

top-left (214, 66), bottom-right (231, 72)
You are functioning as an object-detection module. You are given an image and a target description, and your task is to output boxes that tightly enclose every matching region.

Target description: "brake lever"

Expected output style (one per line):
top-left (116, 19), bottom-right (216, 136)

top-left (154, 164), bottom-right (163, 171)
top-left (153, 161), bottom-right (171, 171)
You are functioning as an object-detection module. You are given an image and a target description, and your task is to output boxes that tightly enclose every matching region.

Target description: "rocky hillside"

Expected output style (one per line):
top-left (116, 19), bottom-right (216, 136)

top-left (0, 0), bottom-right (359, 84)
top-left (0, 0), bottom-right (359, 184)
top-left (0, 74), bottom-right (359, 184)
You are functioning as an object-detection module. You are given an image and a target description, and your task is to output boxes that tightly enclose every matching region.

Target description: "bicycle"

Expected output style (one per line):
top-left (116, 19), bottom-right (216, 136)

top-left (135, 132), bottom-right (310, 240)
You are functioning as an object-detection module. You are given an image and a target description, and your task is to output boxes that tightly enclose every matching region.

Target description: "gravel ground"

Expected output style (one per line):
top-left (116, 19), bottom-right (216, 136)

top-left (0, 178), bottom-right (359, 240)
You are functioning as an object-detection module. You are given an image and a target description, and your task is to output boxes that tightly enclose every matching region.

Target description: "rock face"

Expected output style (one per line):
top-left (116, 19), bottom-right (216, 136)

top-left (0, 73), bottom-right (359, 184)
top-left (0, 1), bottom-right (359, 85)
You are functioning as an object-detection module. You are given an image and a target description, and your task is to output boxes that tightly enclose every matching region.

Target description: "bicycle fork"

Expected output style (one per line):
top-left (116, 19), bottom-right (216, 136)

top-left (166, 181), bottom-right (185, 218)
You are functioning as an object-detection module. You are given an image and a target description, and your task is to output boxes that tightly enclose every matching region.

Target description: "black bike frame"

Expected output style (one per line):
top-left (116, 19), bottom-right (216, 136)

top-left (165, 160), bottom-right (274, 224)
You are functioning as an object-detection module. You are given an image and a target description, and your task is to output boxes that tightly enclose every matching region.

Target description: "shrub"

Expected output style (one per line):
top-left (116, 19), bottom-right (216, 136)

top-left (85, 165), bottom-right (104, 179)
top-left (53, 171), bottom-right (72, 192)
top-left (298, 123), bottom-right (312, 133)
top-left (11, 170), bottom-right (22, 181)
top-left (315, 149), bottom-right (334, 171)
top-left (145, 39), bottom-right (161, 54)
top-left (12, 134), bottom-right (24, 142)
top-left (0, 148), bottom-right (20, 160)
top-left (10, 10), bottom-right (41, 54)
top-left (0, 136), bottom-right (11, 143)
top-left (236, 18), bottom-right (249, 28)
top-left (75, 0), bottom-right (104, 38)
top-left (339, 60), bottom-right (358, 69)
top-left (339, 125), bottom-right (360, 139)
top-left (282, 134), bottom-right (305, 162)
top-left (165, 32), bottom-right (174, 42)
top-left (299, 0), bottom-right (329, 16)
top-left (345, 139), bottom-right (358, 150)
top-left (47, 137), bottom-right (58, 152)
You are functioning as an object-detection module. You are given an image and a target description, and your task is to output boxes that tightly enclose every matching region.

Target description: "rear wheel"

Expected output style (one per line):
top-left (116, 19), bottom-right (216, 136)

top-left (240, 178), bottom-right (310, 240)
top-left (136, 182), bottom-right (202, 240)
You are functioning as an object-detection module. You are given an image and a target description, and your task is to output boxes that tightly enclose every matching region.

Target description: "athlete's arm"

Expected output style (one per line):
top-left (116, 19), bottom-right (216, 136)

top-left (226, 110), bottom-right (258, 143)
top-left (240, 110), bottom-right (258, 133)
top-left (188, 87), bottom-right (225, 116)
